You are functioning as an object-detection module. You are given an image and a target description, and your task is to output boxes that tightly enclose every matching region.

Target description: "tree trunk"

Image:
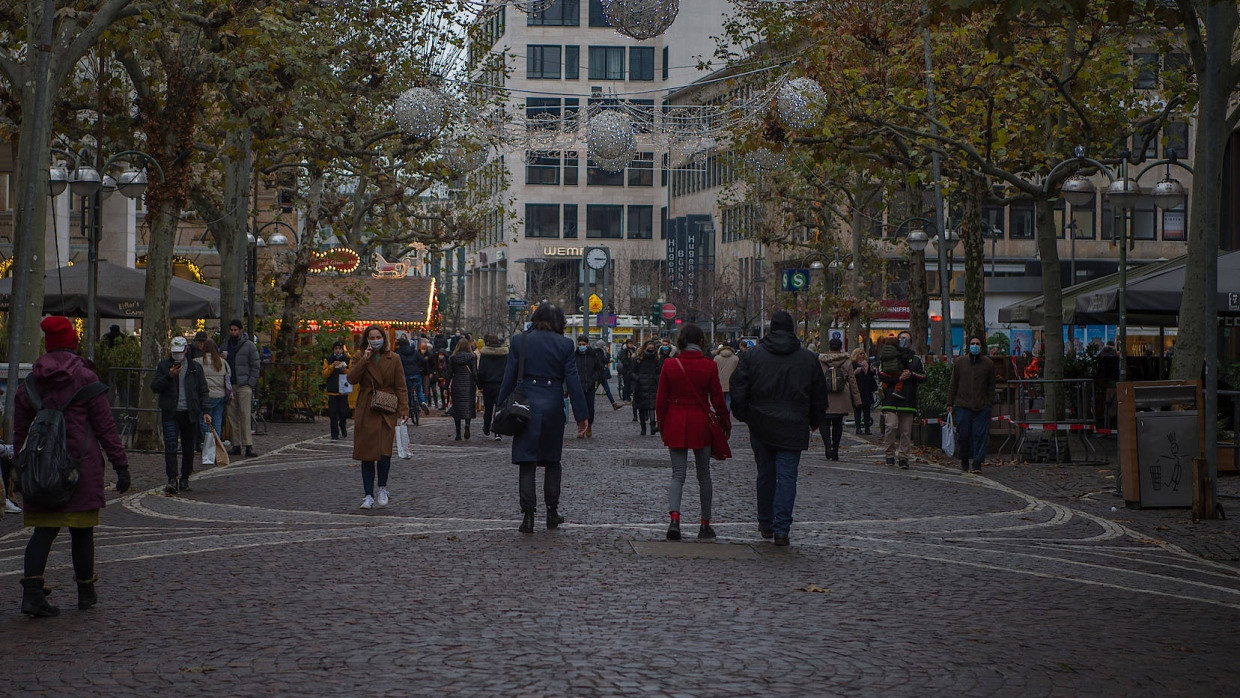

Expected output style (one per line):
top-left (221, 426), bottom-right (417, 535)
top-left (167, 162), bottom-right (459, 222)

top-left (9, 91), bottom-right (53, 362)
top-left (1034, 197), bottom-right (1064, 420)
top-left (277, 171), bottom-right (323, 362)
top-left (961, 175), bottom-right (986, 341)
top-left (218, 127), bottom-right (252, 328)
top-left (847, 203), bottom-right (864, 351)
top-left (909, 250), bottom-right (929, 354)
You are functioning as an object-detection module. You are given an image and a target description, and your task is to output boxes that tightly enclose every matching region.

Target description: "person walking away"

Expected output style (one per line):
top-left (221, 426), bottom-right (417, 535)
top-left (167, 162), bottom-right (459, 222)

top-left (878, 330), bottom-right (926, 469)
top-left (322, 340), bottom-right (352, 440)
top-left (731, 310), bottom-right (827, 547)
top-left (477, 335), bottom-right (508, 440)
top-left (818, 337), bottom-right (861, 461)
top-left (656, 324), bottom-right (729, 540)
top-left (448, 338), bottom-right (479, 440)
top-left (851, 347), bottom-right (877, 435)
top-left (498, 305), bottom-right (589, 533)
top-left (222, 319), bottom-right (260, 458)
top-left (419, 340), bottom-right (437, 411)
top-left (713, 344), bottom-right (739, 409)
top-left (347, 326), bottom-right (410, 509)
top-left (150, 336), bottom-right (210, 494)
top-left (592, 340), bottom-right (625, 410)
top-left (195, 339), bottom-right (231, 452)
top-left (618, 339), bottom-right (638, 408)
top-left (948, 333), bottom-right (996, 473)
top-left (14, 317), bottom-right (130, 617)
top-left (632, 340), bottom-right (662, 435)
top-left (396, 336), bottom-right (423, 417)
top-left (574, 334), bottom-right (606, 437)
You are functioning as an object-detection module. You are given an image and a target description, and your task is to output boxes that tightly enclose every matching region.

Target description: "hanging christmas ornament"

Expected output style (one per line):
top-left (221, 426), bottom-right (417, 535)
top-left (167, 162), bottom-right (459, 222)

top-left (394, 87), bottom-right (447, 139)
top-left (588, 110), bottom-right (637, 172)
top-left (444, 141), bottom-right (490, 173)
top-left (603, 0), bottom-right (680, 41)
top-left (776, 77), bottom-right (827, 130)
top-left (745, 147), bottom-right (786, 173)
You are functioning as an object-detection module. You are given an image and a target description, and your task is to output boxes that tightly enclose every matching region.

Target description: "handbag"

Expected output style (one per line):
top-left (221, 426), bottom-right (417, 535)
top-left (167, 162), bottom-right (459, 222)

top-left (367, 361), bottom-right (398, 414)
top-left (492, 334), bottom-right (531, 437)
top-left (676, 360), bottom-right (731, 461)
top-left (941, 411), bottom-right (957, 458)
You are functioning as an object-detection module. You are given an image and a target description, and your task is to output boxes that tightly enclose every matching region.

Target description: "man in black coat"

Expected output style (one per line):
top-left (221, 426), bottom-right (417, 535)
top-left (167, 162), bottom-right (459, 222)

top-left (731, 310), bottom-right (828, 547)
top-left (574, 334), bottom-right (606, 437)
top-left (150, 336), bottom-right (210, 495)
top-left (617, 338), bottom-right (637, 402)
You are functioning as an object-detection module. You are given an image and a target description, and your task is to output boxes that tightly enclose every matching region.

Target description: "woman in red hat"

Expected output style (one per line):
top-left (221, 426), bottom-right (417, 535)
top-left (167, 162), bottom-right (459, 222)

top-left (13, 316), bottom-right (130, 617)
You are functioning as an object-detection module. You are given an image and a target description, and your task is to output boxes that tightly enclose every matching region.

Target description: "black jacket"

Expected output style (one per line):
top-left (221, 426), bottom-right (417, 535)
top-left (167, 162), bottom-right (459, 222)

top-left (617, 345), bottom-right (637, 376)
top-left (477, 346), bottom-right (509, 390)
top-left (397, 343), bottom-right (422, 380)
top-left (574, 347), bottom-right (606, 391)
top-left (150, 356), bottom-right (209, 417)
top-left (632, 351), bottom-right (661, 410)
top-left (731, 330), bottom-right (827, 451)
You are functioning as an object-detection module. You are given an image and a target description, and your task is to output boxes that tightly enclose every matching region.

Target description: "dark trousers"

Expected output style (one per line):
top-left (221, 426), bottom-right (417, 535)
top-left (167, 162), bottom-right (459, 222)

top-left (328, 394), bottom-right (351, 439)
top-left (518, 461), bottom-right (561, 512)
top-left (482, 386), bottom-right (500, 434)
top-left (583, 386), bottom-right (597, 425)
top-left (620, 371), bottom-right (634, 400)
top-left (360, 456), bottom-right (391, 497)
top-left (162, 410), bottom-right (198, 480)
top-left (823, 414), bottom-right (844, 457)
top-left (953, 405), bottom-right (993, 464)
top-left (854, 405), bottom-right (872, 432)
top-left (25, 526), bottom-right (93, 580)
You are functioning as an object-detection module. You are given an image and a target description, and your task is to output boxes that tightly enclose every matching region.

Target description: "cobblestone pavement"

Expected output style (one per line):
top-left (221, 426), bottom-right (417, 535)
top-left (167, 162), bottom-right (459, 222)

top-left (3, 392), bottom-right (1240, 696)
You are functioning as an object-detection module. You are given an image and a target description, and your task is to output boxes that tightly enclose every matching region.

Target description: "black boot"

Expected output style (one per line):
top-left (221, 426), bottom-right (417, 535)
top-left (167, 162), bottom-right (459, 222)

top-left (546, 507), bottom-right (564, 529)
top-left (76, 576), bottom-right (98, 610)
top-left (666, 514), bottom-right (681, 540)
top-left (245, 445), bottom-right (257, 458)
top-left (640, 422), bottom-right (647, 436)
top-left (519, 509), bottom-right (535, 534)
top-left (20, 577), bottom-right (59, 617)
top-left (961, 457), bottom-right (971, 473)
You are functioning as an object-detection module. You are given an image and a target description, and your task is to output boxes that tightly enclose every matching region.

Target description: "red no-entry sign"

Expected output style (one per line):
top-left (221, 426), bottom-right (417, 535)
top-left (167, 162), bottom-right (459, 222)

top-left (661, 302), bottom-right (677, 320)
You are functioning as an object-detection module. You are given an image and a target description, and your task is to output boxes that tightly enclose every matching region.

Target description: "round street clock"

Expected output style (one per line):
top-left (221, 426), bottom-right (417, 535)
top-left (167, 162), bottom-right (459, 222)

top-left (585, 247), bottom-right (609, 270)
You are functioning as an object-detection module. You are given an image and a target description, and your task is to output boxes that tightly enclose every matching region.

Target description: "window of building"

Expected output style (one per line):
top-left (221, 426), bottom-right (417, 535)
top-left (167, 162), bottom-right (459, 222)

top-left (526, 97), bottom-right (561, 122)
top-left (627, 205), bottom-right (653, 239)
top-left (1165, 121), bottom-right (1189, 157)
top-left (629, 47), bottom-right (654, 81)
top-left (588, 0), bottom-right (611, 27)
top-left (565, 45), bottom-right (580, 80)
top-left (587, 204), bottom-right (623, 238)
top-left (1101, 199), bottom-right (1118, 240)
top-left (1134, 52), bottom-right (1159, 89)
top-left (628, 99), bottom-right (655, 132)
top-left (1132, 195), bottom-right (1156, 240)
top-left (627, 151), bottom-right (654, 186)
top-left (1010, 200), bottom-right (1035, 239)
top-left (661, 152), bottom-right (668, 187)
top-left (586, 158), bottom-right (624, 186)
top-left (588, 46), bottom-right (625, 80)
top-left (526, 151), bottom-right (561, 185)
top-left (1070, 196), bottom-right (1096, 239)
top-left (527, 45), bottom-right (562, 79)
top-left (0, 173), bottom-right (9, 211)
top-left (564, 204), bottom-right (579, 238)
top-left (1163, 202), bottom-right (1187, 241)
top-left (981, 204), bottom-right (1005, 238)
top-left (660, 206), bottom-right (667, 239)
top-left (1135, 121), bottom-right (1158, 159)
top-left (528, 0), bottom-right (578, 26)
top-left (564, 150), bottom-right (579, 185)
top-left (526, 203), bottom-right (560, 238)
top-left (662, 46), bottom-right (669, 80)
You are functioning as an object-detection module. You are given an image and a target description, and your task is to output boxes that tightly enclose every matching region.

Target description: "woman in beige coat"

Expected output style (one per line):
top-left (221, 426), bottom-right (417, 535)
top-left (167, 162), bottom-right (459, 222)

top-left (347, 325), bottom-right (409, 509)
top-left (817, 337), bottom-right (861, 461)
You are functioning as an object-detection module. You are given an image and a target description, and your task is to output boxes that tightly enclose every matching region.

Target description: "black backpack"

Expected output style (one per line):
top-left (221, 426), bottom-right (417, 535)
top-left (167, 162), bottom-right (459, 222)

top-left (15, 376), bottom-right (108, 507)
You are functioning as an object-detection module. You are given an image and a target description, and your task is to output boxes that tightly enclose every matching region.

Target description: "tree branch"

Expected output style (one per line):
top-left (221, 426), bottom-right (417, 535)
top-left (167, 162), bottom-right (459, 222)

top-left (1175, 0), bottom-right (1207, 73)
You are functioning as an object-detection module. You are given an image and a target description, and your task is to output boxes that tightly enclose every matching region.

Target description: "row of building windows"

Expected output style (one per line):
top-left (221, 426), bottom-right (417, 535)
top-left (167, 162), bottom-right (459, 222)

top-left (525, 151), bottom-right (654, 187)
top-left (527, 45), bottom-right (658, 81)
top-left (527, 0), bottom-right (616, 29)
top-left (525, 203), bottom-right (654, 239)
top-left (671, 153), bottom-right (738, 199)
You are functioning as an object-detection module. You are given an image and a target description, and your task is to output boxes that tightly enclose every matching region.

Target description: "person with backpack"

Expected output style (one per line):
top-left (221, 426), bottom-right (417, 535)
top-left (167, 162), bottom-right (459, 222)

top-left (150, 336), bottom-right (210, 494)
top-left (817, 337), bottom-right (862, 461)
top-left (477, 334), bottom-right (509, 440)
top-left (14, 316), bottom-right (130, 617)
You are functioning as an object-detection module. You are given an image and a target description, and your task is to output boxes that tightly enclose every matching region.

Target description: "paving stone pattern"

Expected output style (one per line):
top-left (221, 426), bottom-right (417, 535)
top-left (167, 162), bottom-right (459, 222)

top-left (3, 387), bottom-right (1240, 696)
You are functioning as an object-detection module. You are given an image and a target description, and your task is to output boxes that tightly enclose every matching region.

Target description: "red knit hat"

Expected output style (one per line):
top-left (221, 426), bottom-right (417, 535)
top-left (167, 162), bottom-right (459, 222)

top-left (41, 316), bottom-right (78, 352)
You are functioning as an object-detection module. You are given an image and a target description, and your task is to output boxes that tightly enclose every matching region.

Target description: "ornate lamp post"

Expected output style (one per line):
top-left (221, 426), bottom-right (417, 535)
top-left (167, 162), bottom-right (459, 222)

top-left (248, 221), bottom-right (293, 338)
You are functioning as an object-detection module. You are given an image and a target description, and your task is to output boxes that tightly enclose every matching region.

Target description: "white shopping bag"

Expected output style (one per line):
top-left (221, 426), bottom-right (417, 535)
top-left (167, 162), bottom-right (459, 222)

top-left (396, 423), bottom-right (412, 459)
top-left (202, 429), bottom-right (216, 465)
top-left (941, 412), bottom-right (957, 458)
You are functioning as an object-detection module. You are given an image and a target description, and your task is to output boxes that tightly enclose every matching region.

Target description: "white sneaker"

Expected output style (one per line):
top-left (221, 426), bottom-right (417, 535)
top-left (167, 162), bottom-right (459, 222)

top-left (360, 495), bottom-right (375, 510)
top-left (376, 487), bottom-right (389, 508)
top-left (4, 498), bottom-right (20, 514)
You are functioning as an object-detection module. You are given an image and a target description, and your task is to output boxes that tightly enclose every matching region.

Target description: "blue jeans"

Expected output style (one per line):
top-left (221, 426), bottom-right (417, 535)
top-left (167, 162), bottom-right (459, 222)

top-left (953, 405), bottom-right (992, 464)
top-left (599, 377), bottom-right (616, 403)
top-left (200, 396), bottom-right (226, 438)
top-left (750, 435), bottom-right (802, 536)
top-left (407, 375), bottom-right (425, 410)
top-left (360, 456), bottom-right (392, 497)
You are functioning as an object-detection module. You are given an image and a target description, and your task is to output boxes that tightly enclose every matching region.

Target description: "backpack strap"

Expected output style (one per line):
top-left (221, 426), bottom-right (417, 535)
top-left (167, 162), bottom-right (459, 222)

top-left (22, 375), bottom-right (43, 411)
top-left (66, 381), bottom-right (109, 408)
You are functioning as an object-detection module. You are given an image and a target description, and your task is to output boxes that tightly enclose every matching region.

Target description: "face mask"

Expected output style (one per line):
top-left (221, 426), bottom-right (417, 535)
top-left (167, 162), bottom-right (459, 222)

top-left (898, 337), bottom-right (910, 350)
top-left (368, 339), bottom-right (383, 350)
top-left (577, 345), bottom-right (588, 353)
top-left (644, 350), bottom-right (655, 357)
top-left (969, 344), bottom-right (981, 355)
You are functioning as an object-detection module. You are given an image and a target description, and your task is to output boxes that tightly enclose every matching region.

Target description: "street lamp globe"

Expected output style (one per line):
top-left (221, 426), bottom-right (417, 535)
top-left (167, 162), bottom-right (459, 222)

top-left (1105, 177), bottom-right (1142, 211)
top-left (70, 165), bottom-right (102, 197)
top-left (809, 260), bottom-right (825, 270)
top-left (100, 174), bottom-right (118, 200)
top-left (268, 231), bottom-right (290, 247)
top-left (1150, 174), bottom-right (1187, 210)
top-left (907, 229), bottom-right (929, 252)
top-left (247, 233), bottom-right (257, 245)
top-left (116, 168), bottom-right (148, 199)
top-left (1060, 174), bottom-right (1097, 207)
top-left (49, 165), bottom-right (69, 197)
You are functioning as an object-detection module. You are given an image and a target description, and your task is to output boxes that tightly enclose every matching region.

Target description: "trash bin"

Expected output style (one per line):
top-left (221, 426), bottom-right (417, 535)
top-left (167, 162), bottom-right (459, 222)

top-left (1117, 380), bottom-right (1202, 508)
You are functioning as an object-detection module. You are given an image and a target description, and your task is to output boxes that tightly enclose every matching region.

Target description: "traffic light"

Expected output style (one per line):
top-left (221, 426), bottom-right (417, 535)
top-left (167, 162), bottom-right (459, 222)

top-left (650, 302), bottom-right (661, 325)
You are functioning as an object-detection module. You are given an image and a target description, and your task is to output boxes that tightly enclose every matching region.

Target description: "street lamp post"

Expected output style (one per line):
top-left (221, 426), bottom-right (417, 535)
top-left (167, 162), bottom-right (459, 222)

top-left (247, 221), bottom-right (293, 338)
top-left (49, 148), bottom-right (164, 360)
top-left (800, 248), bottom-right (839, 349)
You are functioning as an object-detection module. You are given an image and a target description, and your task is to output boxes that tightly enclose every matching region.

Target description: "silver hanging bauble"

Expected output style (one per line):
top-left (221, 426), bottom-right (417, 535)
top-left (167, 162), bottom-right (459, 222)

top-left (587, 110), bottom-right (636, 168)
top-left (603, 0), bottom-right (680, 40)
top-left (511, 0), bottom-right (560, 13)
top-left (745, 147), bottom-right (786, 173)
top-left (445, 141), bottom-right (489, 173)
top-left (777, 77), bottom-right (827, 130)
top-left (394, 87), bottom-right (446, 139)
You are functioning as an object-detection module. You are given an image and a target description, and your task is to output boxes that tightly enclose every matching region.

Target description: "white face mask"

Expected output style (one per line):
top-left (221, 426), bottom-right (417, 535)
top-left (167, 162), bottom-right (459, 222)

top-left (368, 339), bottom-right (383, 350)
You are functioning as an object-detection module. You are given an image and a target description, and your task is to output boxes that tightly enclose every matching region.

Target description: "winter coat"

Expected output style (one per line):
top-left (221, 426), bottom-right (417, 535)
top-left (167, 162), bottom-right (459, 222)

top-left (418, 348), bottom-right (435, 379)
top-left (632, 351), bottom-right (662, 411)
top-left (151, 356), bottom-right (209, 418)
top-left (477, 346), bottom-right (509, 393)
top-left (322, 352), bottom-right (351, 396)
top-left (574, 347), bottom-right (606, 392)
top-left (731, 330), bottom-right (827, 451)
top-left (714, 347), bottom-right (739, 392)
top-left (397, 343), bottom-right (422, 381)
top-left (656, 349), bottom-right (730, 450)
top-left (14, 349), bottom-right (128, 514)
top-left (853, 359), bottom-right (878, 404)
top-left (346, 348), bottom-right (409, 461)
top-left (196, 356), bottom-right (231, 400)
top-left (497, 330), bottom-right (589, 464)
top-left (448, 352), bottom-right (478, 420)
top-left (223, 334), bottom-right (261, 388)
top-left (818, 352), bottom-right (861, 415)
top-left (617, 345), bottom-right (638, 377)
top-left (948, 354), bottom-right (996, 412)
top-left (878, 350), bottom-right (926, 413)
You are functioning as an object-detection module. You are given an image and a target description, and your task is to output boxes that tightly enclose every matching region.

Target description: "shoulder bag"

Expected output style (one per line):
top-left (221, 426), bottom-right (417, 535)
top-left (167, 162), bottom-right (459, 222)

top-left (492, 334), bottom-right (531, 436)
top-left (367, 357), bottom-right (399, 415)
top-left (676, 359), bottom-right (731, 461)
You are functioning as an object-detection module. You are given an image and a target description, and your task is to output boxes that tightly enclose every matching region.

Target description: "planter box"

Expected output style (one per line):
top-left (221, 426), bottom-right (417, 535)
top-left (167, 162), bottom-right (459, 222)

top-left (1217, 444), bottom-right (1239, 473)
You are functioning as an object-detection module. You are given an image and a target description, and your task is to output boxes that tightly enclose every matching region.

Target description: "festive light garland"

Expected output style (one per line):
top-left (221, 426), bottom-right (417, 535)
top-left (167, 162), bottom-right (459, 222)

top-left (776, 77), bottom-right (827, 130)
top-left (587, 110), bottom-right (638, 173)
top-left (394, 87), bottom-right (447, 139)
top-left (602, 0), bottom-right (680, 40)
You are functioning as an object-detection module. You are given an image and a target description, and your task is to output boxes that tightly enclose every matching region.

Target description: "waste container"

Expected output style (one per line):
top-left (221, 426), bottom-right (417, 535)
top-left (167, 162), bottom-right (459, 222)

top-left (1117, 380), bottom-right (1202, 508)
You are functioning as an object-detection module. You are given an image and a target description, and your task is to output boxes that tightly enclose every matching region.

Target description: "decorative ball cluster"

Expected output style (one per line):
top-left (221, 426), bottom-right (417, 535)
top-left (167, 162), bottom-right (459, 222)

top-left (745, 147), bottom-right (786, 173)
top-left (444, 141), bottom-right (489, 173)
top-left (603, 0), bottom-right (680, 40)
top-left (587, 111), bottom-right (637, 172)
top-left (394, 87), bottom-right (446, 139)
top-left (776, 77), bottom-right (826, 130)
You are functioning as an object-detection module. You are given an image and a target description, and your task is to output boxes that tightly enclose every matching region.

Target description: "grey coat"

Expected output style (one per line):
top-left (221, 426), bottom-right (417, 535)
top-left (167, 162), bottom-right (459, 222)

top-left (225, 335), bottom-right (261, 388)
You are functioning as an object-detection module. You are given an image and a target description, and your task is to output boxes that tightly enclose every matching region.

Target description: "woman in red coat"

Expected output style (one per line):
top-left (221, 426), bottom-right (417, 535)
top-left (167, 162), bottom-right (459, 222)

top-left (656, 323), bottom-right (730, 541)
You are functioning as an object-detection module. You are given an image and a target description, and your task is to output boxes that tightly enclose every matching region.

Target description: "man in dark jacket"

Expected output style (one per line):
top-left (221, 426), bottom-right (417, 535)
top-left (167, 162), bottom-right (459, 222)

top-left (617, 339), bottom-right (637, 403)
top-left (574, 334), bottom-right (606, 437)
top-left (948, 333), bottom-right (996, 473)
top-left (878, 329), bottom-right (926, 470)
top-left (151, 336), bottom-right (210, 494)
top-left (395, 336), bottom-right (426, 415)
top-left (222, 319), bottom-right (261, 457)
top-left (731, 310), bottom-right (828, 547)
top-left (477, 335), bottom-right (509, 440)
